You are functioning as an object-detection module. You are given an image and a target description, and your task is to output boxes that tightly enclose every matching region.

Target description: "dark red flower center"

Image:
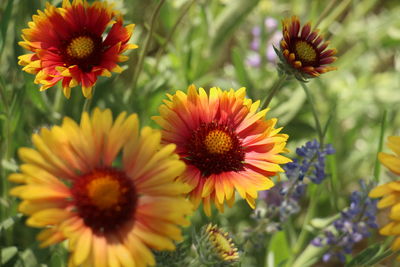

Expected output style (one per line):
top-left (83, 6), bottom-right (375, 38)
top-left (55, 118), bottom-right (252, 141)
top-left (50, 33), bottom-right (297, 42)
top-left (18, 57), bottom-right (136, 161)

top-left (71, 167), bottom-right (137, 234)
top-left (186, 122), bottom-right (245, 177)
top-left (292, 39), bottom-right (318, 66)
top-left (61, 33), bottom-right (102, 72)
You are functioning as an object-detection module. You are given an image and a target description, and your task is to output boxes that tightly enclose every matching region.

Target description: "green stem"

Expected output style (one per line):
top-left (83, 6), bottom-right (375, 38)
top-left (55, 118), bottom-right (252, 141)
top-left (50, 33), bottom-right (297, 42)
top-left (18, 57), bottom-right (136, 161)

top-left (313, 0), bottom-right (338, 30)
top-left (300, 82), bottom-right (324, 147)
top-left (52, 86), bottom-right (63, 120)
top-left (373, 109), bottom-right (387, 182)
top-left (261, 73), bottom-right (288, 109)
top-left (0, 81), bottom-right (11, 160)
top-left (128, 0), bottom-right (166, 104)
top-left (82, 87), bottom-right (96, 113)
top-left (0, 79), bottom-right (10, 221)
top-left (286, 185), bottom-right (320, 267)
top-left (154, 0), bottom-right (197, 73)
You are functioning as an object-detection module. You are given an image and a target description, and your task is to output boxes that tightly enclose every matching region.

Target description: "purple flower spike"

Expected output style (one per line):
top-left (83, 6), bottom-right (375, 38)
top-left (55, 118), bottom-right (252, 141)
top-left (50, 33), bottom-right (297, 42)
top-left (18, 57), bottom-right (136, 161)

top-left (311, 180), bottom-right (378, 263)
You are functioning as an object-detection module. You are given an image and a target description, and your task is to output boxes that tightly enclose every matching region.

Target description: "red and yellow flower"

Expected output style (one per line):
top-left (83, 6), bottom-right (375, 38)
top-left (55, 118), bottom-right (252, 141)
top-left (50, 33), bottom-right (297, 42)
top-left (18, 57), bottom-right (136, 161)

top-left (18, 0), bottom-right (137, 98)
top-left (369, 136), bottom-right (400, 256)
top-left (153, 85), bottom-right (291, 216)
top-left (9, 108), bottom-right (192, 267)
top-left (278, 16), bottom-right (337, 80)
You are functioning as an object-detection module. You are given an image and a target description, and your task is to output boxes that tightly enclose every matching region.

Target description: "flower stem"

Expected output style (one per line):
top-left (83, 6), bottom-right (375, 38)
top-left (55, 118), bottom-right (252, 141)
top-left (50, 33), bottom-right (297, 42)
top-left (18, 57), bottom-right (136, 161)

top-left (313, 0), bottom-right (338, 30)
top-left (154, 0), bottom-right (197, 73)
top-left (82, 87), bottom-right (96, 113)
top-left (286, 185), bottom-right (320, 267)
top-left (373, 109), bottom-right (387, 182)
top-left (261, 73), bottom-right (288, 110)
top-left (299, 82), bottom-right (324, 147)
top-left (128, 0), bottom-right (166, 104)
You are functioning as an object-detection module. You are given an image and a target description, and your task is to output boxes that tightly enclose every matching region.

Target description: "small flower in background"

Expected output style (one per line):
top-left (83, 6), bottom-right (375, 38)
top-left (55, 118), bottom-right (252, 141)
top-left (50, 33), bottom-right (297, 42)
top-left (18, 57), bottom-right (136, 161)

top-left (247, 17), bottom-right (282, 68)
top-left (18, 0), bottom-right (137, 98)
top-left (285, 139), bottom-right (335, 184)
top-left (153, 85), bottom-right (291, 216)
top-left (312, 180), bottom-right (378, 263)
top-left (252, 140), bottom-right (334, 233)
top-left (275, 16), bottom-right (337, 81)
top-left (9, 108), bottom-right (192, 267)
top-left (195, 224), bottom-right (239, 266)
top-left (369, 136), bottom-right (400, 257)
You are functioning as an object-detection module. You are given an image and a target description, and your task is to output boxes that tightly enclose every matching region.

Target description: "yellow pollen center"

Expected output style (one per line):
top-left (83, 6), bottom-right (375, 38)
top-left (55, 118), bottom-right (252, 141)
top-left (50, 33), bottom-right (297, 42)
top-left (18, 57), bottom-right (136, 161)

top-left (295, 40), bottom-right (317, 63)
top-left (67, 36), bottom-right (94, 59)
top-left (204, 130), bottom-right (233, 154)
top-left (87, 177), bottom-right (121, 210)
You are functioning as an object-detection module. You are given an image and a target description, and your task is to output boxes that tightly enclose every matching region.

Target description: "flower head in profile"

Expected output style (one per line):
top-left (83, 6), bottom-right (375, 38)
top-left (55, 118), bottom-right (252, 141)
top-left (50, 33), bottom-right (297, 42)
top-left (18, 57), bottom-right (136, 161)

top-left (276, 16), bottom-right (337, 81)
top-left (369, 136), bottom-right (400, 258)
top-left (18, 0), bottom-right (137, 98)
top-left (196, 224), bottom-right (239, 265)
top-left (153, 85), bottom-right (291, 216)
top-left (9, 108), bottom-right (192, 267)
top-left (204, 224), bottom-right (239, 263)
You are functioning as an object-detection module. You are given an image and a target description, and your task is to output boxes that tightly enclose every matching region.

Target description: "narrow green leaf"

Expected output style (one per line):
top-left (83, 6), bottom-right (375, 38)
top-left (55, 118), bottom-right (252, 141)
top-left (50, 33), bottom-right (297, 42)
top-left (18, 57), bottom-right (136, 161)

top-left (210, 0), bottom-right (259, 51)
top-left (0, 0), bottom-right (14, 55)
top-left (269, 231), bottom-right (290, 266)
top-left (345, 243), bottom-right (382, 267)
top-left (231, 47), bottom-right (254, 94)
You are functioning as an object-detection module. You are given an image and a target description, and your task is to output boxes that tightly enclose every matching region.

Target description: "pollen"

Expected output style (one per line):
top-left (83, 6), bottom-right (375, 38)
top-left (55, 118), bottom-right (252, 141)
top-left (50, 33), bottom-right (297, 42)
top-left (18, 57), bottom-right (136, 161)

top-left (204, 130), bottom-right (233, 154)
top-left (67, 36), bottom-right (94, 59)
top-left (87, 176), bottom-right (121, 210)
top-left (294, 40), bottom-right (317, 64)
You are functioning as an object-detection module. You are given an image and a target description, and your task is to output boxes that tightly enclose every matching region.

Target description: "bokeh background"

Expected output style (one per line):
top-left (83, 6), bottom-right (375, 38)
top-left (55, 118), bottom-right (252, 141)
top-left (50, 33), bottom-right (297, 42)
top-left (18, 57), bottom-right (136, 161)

top-left (1, 0), bottom-right (400, 266)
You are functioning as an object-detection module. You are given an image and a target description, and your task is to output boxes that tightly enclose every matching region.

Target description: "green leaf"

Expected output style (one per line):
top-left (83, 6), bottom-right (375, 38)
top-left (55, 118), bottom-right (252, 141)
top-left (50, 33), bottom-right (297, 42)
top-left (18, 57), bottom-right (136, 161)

top-left (1, 246), bottom-right (18, 265)
top-left (17, 249), bottom-right (38, 267)
top-left (345, 243), bottom-right (384, 267)
top-left (25, 82), bottom-right (48, 113)
top-left (231, 47), bottom-right (254, 95)
top-left (0, 0), bottom-right (14, 55)
top-left (268, 231), bottom-right (290, 266)
top-left (210, 0), bottom-right (259, 51)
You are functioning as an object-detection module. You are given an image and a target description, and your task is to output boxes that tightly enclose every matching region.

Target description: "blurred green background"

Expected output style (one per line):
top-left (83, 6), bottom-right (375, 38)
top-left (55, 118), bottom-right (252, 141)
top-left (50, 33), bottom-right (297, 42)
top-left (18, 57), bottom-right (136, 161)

top-left (1, 0), bottom-right (400, 266)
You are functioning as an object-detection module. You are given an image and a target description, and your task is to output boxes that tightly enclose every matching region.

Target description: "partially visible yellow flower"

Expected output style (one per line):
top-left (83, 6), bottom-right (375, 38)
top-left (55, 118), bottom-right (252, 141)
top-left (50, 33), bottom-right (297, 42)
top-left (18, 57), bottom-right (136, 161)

top-left (153, 85), bottom-right (291, 216)
top-left (9, 108), bottom-right (192, 267)
top-left (18, 0), bottom-right (137, 98)
top-left (204, 224), bottom-right (239, 263)
top-left (277, 16), bottom-right (337, 80)
top-left (369, 136), bottom-right (400, 255)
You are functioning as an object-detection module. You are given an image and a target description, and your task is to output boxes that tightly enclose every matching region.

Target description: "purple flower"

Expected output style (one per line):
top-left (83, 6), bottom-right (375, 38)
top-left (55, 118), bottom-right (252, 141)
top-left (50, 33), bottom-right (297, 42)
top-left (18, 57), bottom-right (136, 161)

top-left (311, 180), bottom-right (378, 263)
top-left (264, 18), bottom-right (278, 32)
top-left (252, 26), bottom-right (261, 37)
top-left (246, 53), bottom-right (261, 68)
top-left (250, 38), bottom-right (260, 51)
top-left (284, 139), bottom-right (335, 184)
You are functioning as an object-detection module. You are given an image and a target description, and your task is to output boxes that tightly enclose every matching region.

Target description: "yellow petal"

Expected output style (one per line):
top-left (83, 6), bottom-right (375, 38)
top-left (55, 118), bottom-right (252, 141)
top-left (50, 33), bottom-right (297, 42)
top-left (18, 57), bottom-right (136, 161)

top-left (391, 237), bottom-right (400, 251)
top-left (377, 194), bottom-right (396, 209)
top-left (369, 183), bottom-right (393, 198)
top-left (379, 152), bottom-right (400, 175)
top-left (388, 136), bottom-right (400, 156)
top-left (27, 209), bottom-right (72, 227)
top-left (380, 222), bottom-right (395, 235)
top-left (73, 227), bottom-right (92, 266)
